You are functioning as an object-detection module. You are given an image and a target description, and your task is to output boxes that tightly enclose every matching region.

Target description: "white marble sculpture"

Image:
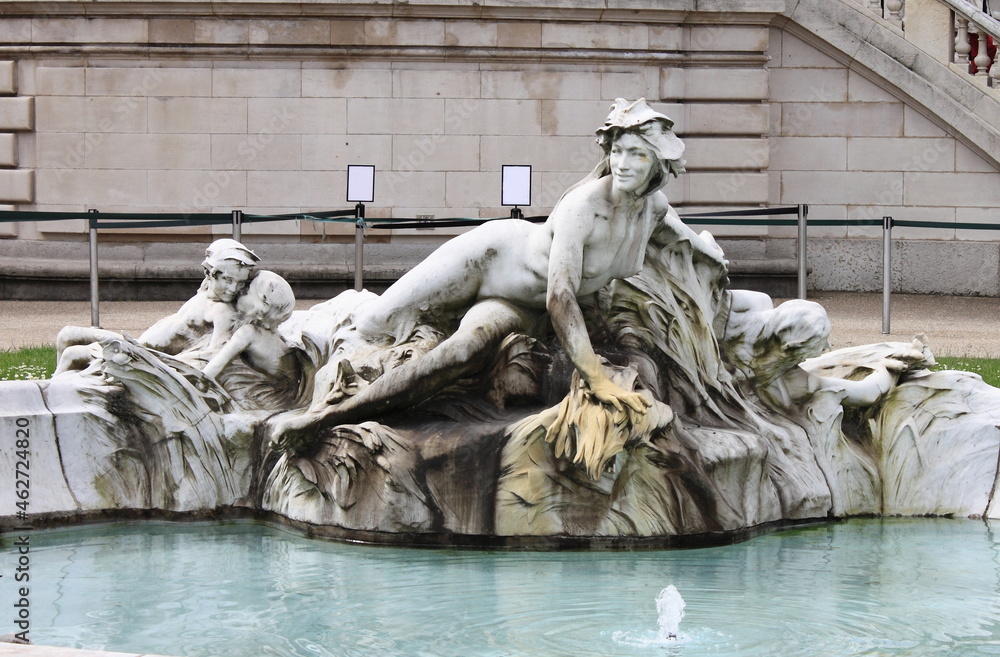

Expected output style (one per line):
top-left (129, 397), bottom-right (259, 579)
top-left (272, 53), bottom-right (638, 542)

top-left (3, 99), bottom-right (1000, 545)
top-left (268, 98), bottom-right (708, 452)
top-left (54, 238), bottom-right (261, 373)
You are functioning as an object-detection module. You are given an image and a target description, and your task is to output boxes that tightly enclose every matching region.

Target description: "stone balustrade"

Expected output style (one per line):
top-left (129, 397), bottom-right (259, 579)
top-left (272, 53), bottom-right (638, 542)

top-left (854, 0), bottom-right (1000, 90)
top-left (951, 1), bottom-right (1000, 89)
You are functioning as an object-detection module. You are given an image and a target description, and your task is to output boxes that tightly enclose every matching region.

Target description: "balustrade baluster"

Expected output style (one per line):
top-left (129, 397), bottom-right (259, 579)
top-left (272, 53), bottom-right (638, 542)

top-left (955, 16), bottom-right (973, 64)
top-left (987, 33), bottom-right (1000, 86)
top-left (868, 0), bottom-right (884, 15)
top-left (974, 28), bottom-right (992, 75)
top-left (886, 0), bottom-right (904, 22)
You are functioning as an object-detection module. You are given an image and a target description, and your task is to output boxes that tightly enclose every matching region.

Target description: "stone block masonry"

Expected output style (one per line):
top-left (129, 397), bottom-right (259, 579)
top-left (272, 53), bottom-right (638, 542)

top-left (762, 20), bottom-right (1000, 295)
top-left (4, 4), bottom-right (776, 234)
top-left (0, 0), bottom-right (997, 297)
top-left (0, 60), bottom-right (32, 209)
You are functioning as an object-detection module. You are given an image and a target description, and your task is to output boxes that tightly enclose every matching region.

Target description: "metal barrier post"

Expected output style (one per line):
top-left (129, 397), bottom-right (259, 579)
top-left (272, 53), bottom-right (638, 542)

top-left (88, 209), bottom-right (100, 328)
top-left (232, 210), bottom-right (243, 241)
top-left (797, 204), bottom-right (808, 299)
top-left (882, 216), bottom-right (893, 334)
top-left (354, 203), bottom-right (366, 291)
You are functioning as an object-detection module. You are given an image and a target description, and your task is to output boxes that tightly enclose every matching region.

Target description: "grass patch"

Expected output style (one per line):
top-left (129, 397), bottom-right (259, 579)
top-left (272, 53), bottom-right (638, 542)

top-left (933, 357), bottom-right (1000, 388)
top-left (0, 345), bottom-right (57, 381)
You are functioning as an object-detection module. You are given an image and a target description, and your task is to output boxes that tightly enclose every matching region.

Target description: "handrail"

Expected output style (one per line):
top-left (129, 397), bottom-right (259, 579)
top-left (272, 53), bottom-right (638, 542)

top-left (3, 205), bottom-right (809, 324)
top-left (852, 0), bottom-right (1000, 36)
top-left (852, 0), bottom-right (1000, 89)
top-left (6, 208), bottom-right (997, 231)
top-left (942, 0), bottom-right (1000, 38)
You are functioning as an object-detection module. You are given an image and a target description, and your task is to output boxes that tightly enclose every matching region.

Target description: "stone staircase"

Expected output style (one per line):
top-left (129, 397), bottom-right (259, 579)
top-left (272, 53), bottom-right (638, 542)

top-left (729, 0), bottom-right (1000, 297)
top-left (787, 0), bottom-right (1000, 164)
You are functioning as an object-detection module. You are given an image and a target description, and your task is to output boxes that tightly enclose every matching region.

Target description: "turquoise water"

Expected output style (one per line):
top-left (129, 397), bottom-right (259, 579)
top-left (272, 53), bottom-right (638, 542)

top-left (3, 518), bottom-right (1000, 657)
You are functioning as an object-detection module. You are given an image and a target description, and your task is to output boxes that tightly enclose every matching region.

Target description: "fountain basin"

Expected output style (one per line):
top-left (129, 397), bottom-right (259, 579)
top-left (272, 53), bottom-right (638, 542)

top-left (3, 517), bottom-right (999, 657)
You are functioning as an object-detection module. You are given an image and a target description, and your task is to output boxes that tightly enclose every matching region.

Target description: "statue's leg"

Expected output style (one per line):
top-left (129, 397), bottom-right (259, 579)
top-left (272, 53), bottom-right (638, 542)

top-left (270, 300), bottom-right (535, 451)
top-left (343, 299), bottom-right (534, 412)
top-left (55, 326), bottom-right (120, 359)
top-left (53, 344), bottom-right (98, 375)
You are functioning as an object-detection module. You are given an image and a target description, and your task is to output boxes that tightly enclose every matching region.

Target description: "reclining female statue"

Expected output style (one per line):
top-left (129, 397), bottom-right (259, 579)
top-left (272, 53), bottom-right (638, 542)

top-left (271, 98), bottom-right (725, 451)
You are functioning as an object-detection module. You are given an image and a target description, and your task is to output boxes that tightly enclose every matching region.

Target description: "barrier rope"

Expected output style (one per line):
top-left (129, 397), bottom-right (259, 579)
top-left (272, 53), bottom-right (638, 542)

top-left (0, 209), bottom-right (997, 231)
top-left (6, 204), bottom-right (988, 337)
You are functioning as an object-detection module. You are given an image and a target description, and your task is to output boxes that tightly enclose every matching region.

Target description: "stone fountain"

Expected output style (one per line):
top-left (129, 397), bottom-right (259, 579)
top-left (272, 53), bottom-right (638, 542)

top-left (3, 99), bottom-right (999, 546)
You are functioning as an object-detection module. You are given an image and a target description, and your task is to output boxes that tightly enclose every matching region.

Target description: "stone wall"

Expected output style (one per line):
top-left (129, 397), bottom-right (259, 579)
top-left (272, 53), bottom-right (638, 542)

top-left (0, 0), bottom-right (998, 296)
top-left (1, 4), bottom-right (775, 247)
top-left (762, 25), bottom-right (1000, 295)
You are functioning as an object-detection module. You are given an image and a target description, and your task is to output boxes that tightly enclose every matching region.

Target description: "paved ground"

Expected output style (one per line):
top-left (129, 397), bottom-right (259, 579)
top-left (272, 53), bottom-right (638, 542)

top-left (802, 291), bottom-right (1000, 358)
top-left (1, 291), bottom-right (998, 358)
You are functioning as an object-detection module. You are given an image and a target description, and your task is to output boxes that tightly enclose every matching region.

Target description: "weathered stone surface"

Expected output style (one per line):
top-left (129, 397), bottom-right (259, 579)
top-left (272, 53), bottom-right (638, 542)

top-left (660, 68), bottom-right (769, 101)
top-left (0, 169), bottom-right (33, 204)
top-left (876, 370), bottom-right (1000, 517)
top-left (0, 61), bottom-right (14, 95)
top-left (0, 133), bottom-right (15, 168)
top-left (0, 382), bottom-right (77, 516)
top-left (0, 97), bottom-right (32, 132)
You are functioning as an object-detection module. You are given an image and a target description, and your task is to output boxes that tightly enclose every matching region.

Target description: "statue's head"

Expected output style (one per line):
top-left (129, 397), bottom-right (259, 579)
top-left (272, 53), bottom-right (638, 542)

top-left (201, 239), bottom-right (260, 303)
top-left (745, 300), bottom-right (832, 385)
top-left (766, 300), bottom-right (832, 362)
top-left (595, 98), bottom-right (685, 194)
top-left (238, 270), bottom-right (295, 330)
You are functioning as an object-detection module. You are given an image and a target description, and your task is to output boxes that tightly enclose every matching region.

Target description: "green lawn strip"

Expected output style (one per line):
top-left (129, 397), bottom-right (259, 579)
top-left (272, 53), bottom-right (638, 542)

top-left (932, 357), bottom-right (1000, 388)
top-left (0, 347), bottom-right (998, 388)
top-left (0, 345), bottom-right (57, 381)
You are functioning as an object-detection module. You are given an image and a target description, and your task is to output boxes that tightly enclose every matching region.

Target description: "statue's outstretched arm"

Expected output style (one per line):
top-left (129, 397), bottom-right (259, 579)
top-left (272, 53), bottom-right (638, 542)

top-left (546, 205), bottom-right (650, 414)
top-left (800, 340), bottom-right (933, 407)
top-left (139, 301), bottom-right (198, 354)
top-left (56, 326), bottom-right (123, 358)
top-left (654, 204), bottom-right (727, 267)
top-left (803, 355), bottom-right (920, 407)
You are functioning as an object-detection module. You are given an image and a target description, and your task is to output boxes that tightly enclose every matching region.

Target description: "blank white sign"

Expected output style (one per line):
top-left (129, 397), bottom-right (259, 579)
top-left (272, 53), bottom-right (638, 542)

top-left (347, 165), bottom-right (375, 203)
top-left (501, 165), bottom-right (531, 206)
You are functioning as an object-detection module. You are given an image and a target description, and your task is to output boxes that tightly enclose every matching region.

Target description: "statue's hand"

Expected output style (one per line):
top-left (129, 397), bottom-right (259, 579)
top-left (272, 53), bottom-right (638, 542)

top-left (267, 411), bottom-right (316, 455)
top-left (882, 345), bottom-right (933, 374)
top-left (881, 357), bottom-right (910, 373)
top-left (585, 378), bottom-right (652, 414)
